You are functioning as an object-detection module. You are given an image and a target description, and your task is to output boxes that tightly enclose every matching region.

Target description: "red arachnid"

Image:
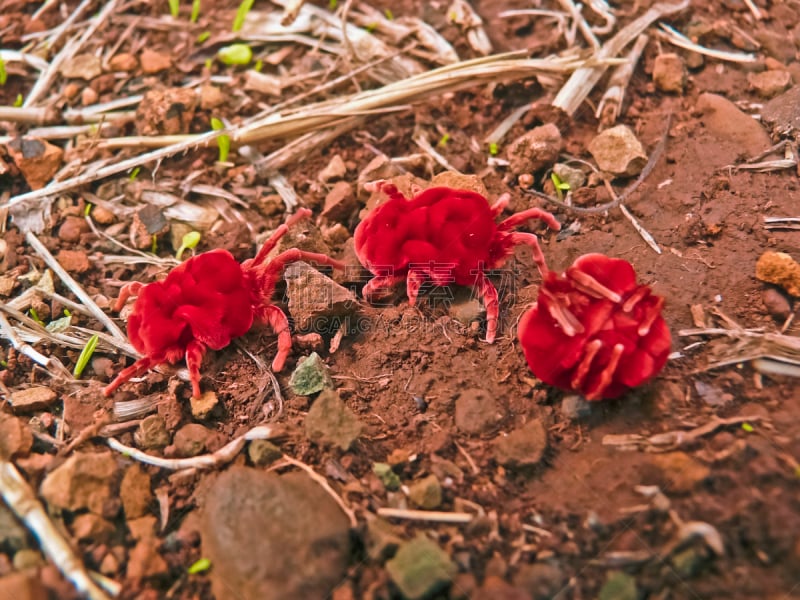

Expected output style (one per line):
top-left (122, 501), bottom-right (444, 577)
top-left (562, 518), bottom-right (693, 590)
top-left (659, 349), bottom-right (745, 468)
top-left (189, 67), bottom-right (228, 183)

top-left (518, 253), bottom-right (671, 400)
top-left (104, 209), bottom-right (345, 398)
top-left (354, 181), bottom-right (561, 342)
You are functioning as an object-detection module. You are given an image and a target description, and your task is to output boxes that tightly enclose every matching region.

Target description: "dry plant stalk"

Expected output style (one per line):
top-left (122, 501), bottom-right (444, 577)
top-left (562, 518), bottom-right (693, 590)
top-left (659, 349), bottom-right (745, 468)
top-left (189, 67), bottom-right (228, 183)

top-left (552, 0), bottom-right (689, 115)
top-left (377, 507), bottom-right (474, 523)
top-left (0, 461), bottom-right (114, 600)
top-left (596, 34), bottom-right (649, 128)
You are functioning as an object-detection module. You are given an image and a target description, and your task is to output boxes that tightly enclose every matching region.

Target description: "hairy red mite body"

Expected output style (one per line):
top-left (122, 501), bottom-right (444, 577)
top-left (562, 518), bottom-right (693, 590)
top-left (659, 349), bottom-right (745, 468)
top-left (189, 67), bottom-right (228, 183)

top-left (354, 182), bottom-right (560, 342)
top-left (518, 253), bottom-right (671, 400)
top-left (104, 209), bottom-right (345, 398)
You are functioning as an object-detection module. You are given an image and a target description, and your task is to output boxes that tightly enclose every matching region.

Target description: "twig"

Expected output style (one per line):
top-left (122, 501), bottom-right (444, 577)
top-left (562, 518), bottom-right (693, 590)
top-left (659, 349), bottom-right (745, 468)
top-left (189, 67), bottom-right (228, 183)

top-left (377, 507), bottom-right (474, 523)
top-left (742, 0), bottom-right (764, 20)
top-left (0, 461), bottom-right (113, 600)
top-left (0, 312), bottom-right (71, 378)
top-left (596, 34), bottom-right (649, 129)
top-left (552, 0), bottom-right (689, 115)
top-left (658, 23), bottom-right (757, 63)
top-left (24, 232), bottom-right (132, 349)
top-left (107, 425), bottom-right (279, 470)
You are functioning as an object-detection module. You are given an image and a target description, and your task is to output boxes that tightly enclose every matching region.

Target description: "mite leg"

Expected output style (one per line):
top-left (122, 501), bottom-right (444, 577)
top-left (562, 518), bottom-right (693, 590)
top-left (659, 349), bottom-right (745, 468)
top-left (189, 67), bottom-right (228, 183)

top-left (185, 340), bottom-right (208, 399)
top-left (570, 339), bottom-right (603, 390)
top-left (585, 343), bottom-right (625, 400)
top-left (362, 274), bottom-right (406, 303)
top-left (474, 271), bottom-right (500, 343)
top-left (405, 270), bottom-right (427, 307)
top-left (248, 208), bottom-right (312, 268)
top-left (507, 232), bottom-right (551, 277)
top-left (103, 356), bottom-right (155, 396)
top-left (567, 269), bottom-right (622, 302)
top-left (498, 208), bottom-right (561, 232)
top-left (113, 281), bottom-right (144, 312)
top-left (490, 193), bottom-right (510, 216)
top-left (263, 305), bottom-right (292, 372)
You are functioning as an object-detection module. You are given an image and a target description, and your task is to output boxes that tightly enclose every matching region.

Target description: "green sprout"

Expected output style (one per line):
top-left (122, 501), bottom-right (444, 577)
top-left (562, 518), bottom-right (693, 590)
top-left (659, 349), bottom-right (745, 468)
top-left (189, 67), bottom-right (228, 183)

top-left (217, 43), bottom-right (252, 65)
top-left (83, 202), bottom-right (92, 216)
top-left (129, 166), bottom-right (140, 181)
top-left (329, 0), bottom-right (338, 8)
top-left (14, 93), bottom-right (23, 107)
top-left (28, 308), bottom-right (45, 327)
top-left (168, 0), bottom-right (180, 18)
top-left (253, 58), bottom-right (263, 72)
top-left (0, 360), bottom-right (7, 368)
top-left (63, 308), bottom-right (71, 317)
top-left (204, 57), bottom-right (213, 70)
top-left (373, 462), bottom-right (400, 490)
top-left (437, 133), bottom-right (450, 147)
top-left (741, 422), bottom-right (754, 433)
top-left (232, 0), bottom-right (254, 32)
top-left (197, 30), bottom-right (211, 43)
top-left (73, 334), bottom-right (99, 378)
top-left (151, 234), bottom-right (158, 254)
top-left (384, 8), bottom-right (394, 19)
top-left (365, 22), bottom-right (377, 33)
top-left (0, 56), bottom-right (7, 86)
top-left (191, 0), bottom-right (201, 22)
top-left (550, 172), bottom-right (571, 201)
top-left (176, 230), bottom-right (201, 261)
top-left (488, 142), bottom-right (499, 156)
top-left (211, 117), bottom-right (230, 163)
top-left (188, 558), bottom-right (212, 574)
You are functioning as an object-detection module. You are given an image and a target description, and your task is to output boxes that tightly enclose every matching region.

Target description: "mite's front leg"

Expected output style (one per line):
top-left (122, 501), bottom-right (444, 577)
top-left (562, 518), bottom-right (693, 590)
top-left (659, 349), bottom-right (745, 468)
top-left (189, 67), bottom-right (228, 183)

top-left (185, 340), bottom-right (208, 399)
top-left (113, 281), bottom-right (144, 312)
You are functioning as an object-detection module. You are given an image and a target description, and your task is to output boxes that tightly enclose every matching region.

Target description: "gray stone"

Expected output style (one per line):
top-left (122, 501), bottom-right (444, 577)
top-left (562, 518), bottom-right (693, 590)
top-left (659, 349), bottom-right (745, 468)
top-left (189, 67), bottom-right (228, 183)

top-left (170, 423), bottom-right (214, 458)
top-left (59, 53), bottom-right (102, 80)
top-left (289, 352), bottom-right (334, 396)
top-left (135, 415), bottom-right (170, 450)
top-left (364, 516), bottom-right (402, 561)
top-left (653, 53), bottom-right (686, 93)
top-left (762, 85), bottom-right (800, 137)
top-left (560, 395), bottom-right (592, 420)
top-left (696, 93), bottom-right (771, 164)
top-left (508, 123), bottom-right (563, 174)
top-left (493, 419), bottom-right (548, 469)
top-left (202, 467), bottom-right (350, 600)
top-left (386, 534), bottom-right (457, 600)
top-left (671, 547), bottom-right (707, 578)
top-left (305, 390), bottom-right (363, 450)
top-left (248, 440), bottom-right (283, 467)
top-left (513, 561), bottom-right (565, 600)
top-left (588, 125), bottom-right (647, 177)
top-left (552, 163), bottom-right (586, 190)
top-left (598, 571), bottom-right (637, 600)
top-left (748, 70), bottom-right (792, 98)
top-left (454, 389), bottom-right (502, 435)
top-left (407, 475), bottom-right (442, 509)
top-left (284, 262), bottom-right (361, 334)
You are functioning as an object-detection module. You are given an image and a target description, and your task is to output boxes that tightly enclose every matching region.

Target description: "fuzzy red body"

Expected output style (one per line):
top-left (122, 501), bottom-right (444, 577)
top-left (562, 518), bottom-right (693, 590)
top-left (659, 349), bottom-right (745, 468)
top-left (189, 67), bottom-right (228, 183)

top-left (104, 209), bottom-right (344, 398)
top-left (518, 253), bottom-right (671, 400)
top-left (354, 183), bottom-right (560, 342)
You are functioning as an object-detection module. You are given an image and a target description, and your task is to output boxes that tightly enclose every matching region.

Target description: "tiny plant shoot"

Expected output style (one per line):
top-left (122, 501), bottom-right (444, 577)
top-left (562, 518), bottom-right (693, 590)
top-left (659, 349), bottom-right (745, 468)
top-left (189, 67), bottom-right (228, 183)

top-left (210, 117), bottom-right (230, 163)
top-left (151, 234), bottom-right (158, 254)
top-left (0, 56), bottom-right (7, 85)
top-left (176, 231), bottom-right (201, 261)
top-left (232, 0), bottom-right (254, 32)
top-left (488, 142), bottom-right (499, 156)
top-left (550, 172), bottom-right (570, 201)
top-left (83, 203), bottom-right (92, 216)
top-left (168, 0), bottom-right (180, 18)
top-left (74, 334), bottom-right (99, 378)
top-left (14, 93), bottom-right (23, 107)
top-left (217, 44), bottom-right (252, 65)
top-left (329, 0), bottom-right (338, 8)
top-left (28, 308), bottom-right (45, 327)
top-left (197, 31), bottom-right (211, 43)
top-left (438, 133), bottom-right (450, 147)
top-left (188, 558), bottom-right (212, 575)
top-left (191, 0), bottom-right (201, 23)
top-left (129, 166), bottom-right (140, 180)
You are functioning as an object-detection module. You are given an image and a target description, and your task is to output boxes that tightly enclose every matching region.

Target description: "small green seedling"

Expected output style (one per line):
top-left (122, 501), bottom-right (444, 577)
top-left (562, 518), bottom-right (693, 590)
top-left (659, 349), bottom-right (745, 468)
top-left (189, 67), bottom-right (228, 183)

top-left (253, 58), bottom-right (263, 72)
top-left (488, 142), bottom-right (499, 156)
top-left (63, 309), bottom-right (71, 317)
top-left (204, 57), bottom-right (213, 70)
top-left (129, 166), bottom-right (140, 181)
top-left (176, 230), bottom-right (201, 261)
top-left (373, 462), bottom-right (401, 490)
top-left (191, 0), bottom-right (201, 23)
top-left (329, 0), bottom-right (337, 9)
top-left (197, 30), bottom-right (211, 43)
top-left (438, 133), bottom-right (450, 147)
top-left (384, 8), bottom-right (394, 19)
top-left (14, 93), bottom-right (23, 107)
top-left (217, 43), bottom-right (252, 66)
top-left (28, 308), bottom-right (45, 327)
top-left (188, 558), bottom-right (212, 574)
top-left (74, 334), bottom-right (99, 378)
top-left (168, 0), bottom-right (180, 18)
top-left (741, 422), bottom-right (754, 433)
top-left (210, 117), bottom-right (230, 163)
top-left (232, 0), bottom-right (254, 32)
top-left (0, 56), bottom-right (7, 85)
top-left (550, 172), bottom-right (571, 201)
top-left (365, 22), bottom-right (378, 33)
top-left (151, 234), bottom-right (158, 254)
top-left (83, 202), bottom-right (92, 216)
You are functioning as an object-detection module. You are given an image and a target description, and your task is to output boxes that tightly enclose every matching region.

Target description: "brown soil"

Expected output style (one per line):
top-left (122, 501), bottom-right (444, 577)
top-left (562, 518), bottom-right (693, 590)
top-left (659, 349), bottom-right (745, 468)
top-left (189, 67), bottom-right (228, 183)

top-left (1, 1), bottom-right (800, 599)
